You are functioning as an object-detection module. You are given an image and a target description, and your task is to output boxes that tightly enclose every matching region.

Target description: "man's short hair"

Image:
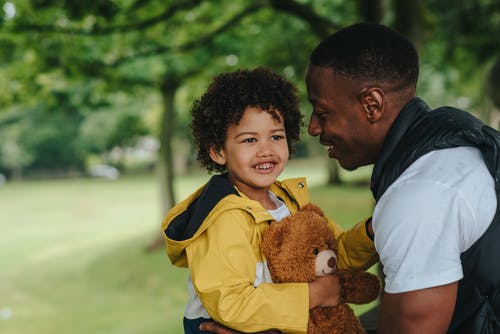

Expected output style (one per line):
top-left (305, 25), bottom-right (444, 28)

top-left (310, 23), bottom-right (419, 90)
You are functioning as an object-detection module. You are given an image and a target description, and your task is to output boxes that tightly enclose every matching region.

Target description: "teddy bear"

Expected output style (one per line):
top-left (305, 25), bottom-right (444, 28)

top-left (262, 203), bottom-right (380, 334)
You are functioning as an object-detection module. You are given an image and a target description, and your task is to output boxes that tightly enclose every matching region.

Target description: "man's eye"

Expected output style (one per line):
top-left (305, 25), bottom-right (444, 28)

top-left (242, 138), bottom-right (256, 143)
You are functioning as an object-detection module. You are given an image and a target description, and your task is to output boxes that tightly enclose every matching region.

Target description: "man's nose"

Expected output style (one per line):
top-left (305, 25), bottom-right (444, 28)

top-left (308, 114), bottom-right (321, 136)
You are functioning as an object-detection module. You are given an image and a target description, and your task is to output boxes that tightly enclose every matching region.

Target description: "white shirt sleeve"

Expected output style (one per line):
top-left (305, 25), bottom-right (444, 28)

top-left (372, 147), bottom-right (496, 294)
top-left (373, 179), bottom-right (466, 293)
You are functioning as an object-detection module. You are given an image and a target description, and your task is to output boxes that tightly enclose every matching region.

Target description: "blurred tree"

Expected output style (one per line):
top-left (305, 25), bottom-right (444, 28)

top-left (488, 58), bottom-right (500, 110)
top-left (2, 0), bottom-right (499, 245)
top-left (422, 0), bottom-right (500, 123)
top-left (106, 112), bottom-right (149, 171)
top-left (21, 112), bottom-right (86, 172)
top-left (0, 0), bottom-right (353, 208)
top-left (0, 137), bottom-right (33, 180)
top-left (357, 0), bottom-right (384, 23)
top-left (392, 0), bottom-right (429, 51)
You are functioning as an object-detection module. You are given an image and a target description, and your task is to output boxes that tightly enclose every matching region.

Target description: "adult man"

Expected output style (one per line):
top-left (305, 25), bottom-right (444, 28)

top-left (306, 23), bottom-right (499, 333)
top-left (201, 23), bottom-right (500, 333)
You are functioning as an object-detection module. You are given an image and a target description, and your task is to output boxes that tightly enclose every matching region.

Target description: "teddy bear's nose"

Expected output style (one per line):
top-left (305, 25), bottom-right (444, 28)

top-left (328, 256), bottom-right (337, 269)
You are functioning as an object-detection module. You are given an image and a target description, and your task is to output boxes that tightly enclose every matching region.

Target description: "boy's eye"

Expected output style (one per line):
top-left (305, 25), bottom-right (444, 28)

top-left (271, 135), bottom-right (285, 141)
top-left (242, 138), bottom-right (257, 143)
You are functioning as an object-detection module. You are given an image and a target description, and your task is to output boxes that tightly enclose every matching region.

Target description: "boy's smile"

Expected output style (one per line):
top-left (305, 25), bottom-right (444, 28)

top-left (209, 106), bottom-right (289, 207)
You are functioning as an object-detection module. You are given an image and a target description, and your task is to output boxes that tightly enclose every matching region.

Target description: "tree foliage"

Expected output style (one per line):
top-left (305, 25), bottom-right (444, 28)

top-left (1, 0), bottom-right (498, 192)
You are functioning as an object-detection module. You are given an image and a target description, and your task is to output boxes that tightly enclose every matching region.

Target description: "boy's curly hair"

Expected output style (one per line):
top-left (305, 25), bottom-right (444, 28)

top-left (190, 67), bottom-right (303, 173)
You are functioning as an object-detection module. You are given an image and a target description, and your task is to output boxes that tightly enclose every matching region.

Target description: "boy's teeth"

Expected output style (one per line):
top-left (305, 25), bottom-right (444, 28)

top-left (257, 163), bottom-right (272, 170)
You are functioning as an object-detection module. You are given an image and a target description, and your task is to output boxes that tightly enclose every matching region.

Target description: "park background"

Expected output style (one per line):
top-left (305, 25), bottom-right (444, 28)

top-left (0, 1), bottom-right (499, 333)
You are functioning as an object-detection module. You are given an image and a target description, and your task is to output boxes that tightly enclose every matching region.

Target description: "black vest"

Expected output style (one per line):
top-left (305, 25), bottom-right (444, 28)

top-left (370, 98), bottom-right (500, 333)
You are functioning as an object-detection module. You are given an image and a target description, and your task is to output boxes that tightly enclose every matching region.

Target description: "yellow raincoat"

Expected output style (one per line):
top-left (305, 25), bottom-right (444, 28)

top-left (163, 174), bottom-right (377, 333)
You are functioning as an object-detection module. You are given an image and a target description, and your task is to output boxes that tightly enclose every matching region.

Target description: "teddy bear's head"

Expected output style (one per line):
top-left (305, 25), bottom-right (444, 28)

top-left (262, 203), bottom-right (338, 283)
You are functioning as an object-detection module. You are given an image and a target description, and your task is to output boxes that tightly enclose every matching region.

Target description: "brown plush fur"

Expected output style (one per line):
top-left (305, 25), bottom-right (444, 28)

top-left (262, 203), bottom-right (380, 334)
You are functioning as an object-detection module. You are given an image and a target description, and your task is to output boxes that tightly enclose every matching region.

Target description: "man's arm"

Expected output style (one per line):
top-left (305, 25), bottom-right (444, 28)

top-left (377, 282), bottom-right (458, 333)
top-left (328, 216), bottom-right (379, 271)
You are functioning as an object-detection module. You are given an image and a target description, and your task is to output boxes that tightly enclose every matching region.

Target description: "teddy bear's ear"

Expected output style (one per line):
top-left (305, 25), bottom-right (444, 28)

top-left (301, 203), bottom-right (325, 217)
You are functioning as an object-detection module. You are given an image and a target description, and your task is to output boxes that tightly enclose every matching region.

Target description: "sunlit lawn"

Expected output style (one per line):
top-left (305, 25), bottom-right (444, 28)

top-left (0, 158), bottom-right (377, 334)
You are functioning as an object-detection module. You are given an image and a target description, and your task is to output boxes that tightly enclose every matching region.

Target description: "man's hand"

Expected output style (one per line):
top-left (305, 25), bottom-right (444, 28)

top-left (199, 322), bottom-right (241, 334)
top-left (199, 321), bottom-right (281, 334)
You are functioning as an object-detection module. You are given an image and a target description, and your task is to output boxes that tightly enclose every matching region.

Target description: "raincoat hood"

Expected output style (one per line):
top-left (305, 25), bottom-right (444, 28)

top-left (163, 174), bottom-right (306, 267)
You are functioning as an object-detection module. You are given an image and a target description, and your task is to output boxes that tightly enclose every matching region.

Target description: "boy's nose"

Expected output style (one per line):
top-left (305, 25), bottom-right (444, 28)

top-left (257, 142), bottom-right (274, 157)
top-left (257, 149), bottom-right (274, 157)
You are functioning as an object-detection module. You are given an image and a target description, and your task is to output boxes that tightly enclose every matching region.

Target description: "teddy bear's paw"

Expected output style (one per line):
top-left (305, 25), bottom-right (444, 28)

top-left (340, 270), bottom-right (381, 305)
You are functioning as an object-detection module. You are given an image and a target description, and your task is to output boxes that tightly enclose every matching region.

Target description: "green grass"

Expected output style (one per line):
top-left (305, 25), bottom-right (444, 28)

top-left (0, 159), bottom-right (378, 334)
top-left (0, 175), bottom-right (187, 334)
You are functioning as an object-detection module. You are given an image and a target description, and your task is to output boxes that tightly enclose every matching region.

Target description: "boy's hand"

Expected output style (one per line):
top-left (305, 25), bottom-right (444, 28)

top-left (308, 274), bottom-right (342, 308)
top-left (199, 321), bottom-right (281, 334)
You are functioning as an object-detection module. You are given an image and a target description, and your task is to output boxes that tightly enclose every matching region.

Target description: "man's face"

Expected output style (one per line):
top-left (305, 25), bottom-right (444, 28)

top-left (306, 65), bottom-right (375, 170)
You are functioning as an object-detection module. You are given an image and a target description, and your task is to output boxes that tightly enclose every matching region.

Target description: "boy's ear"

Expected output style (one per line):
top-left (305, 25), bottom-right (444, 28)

top-left (359, 87), bottom-right (384, 124)
top-left (208, 146), bottom-right (226, 165)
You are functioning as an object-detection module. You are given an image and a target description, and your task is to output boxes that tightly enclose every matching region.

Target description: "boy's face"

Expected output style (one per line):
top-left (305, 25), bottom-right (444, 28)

top-left (209, 106), bottom-right (289, 199)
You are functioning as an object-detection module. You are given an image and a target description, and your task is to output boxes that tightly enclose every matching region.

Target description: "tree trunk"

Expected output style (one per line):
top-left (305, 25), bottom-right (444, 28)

top-left (488, 57), bottom-right (500, 110)
top-left (392, 0), bottom-right (426, 50)
top-left (356, 0), bottom-right (384, 23)
top-left (327, 158), bottom-right (342, 185)
top-left (159, 79), bottom-right (178, 215)
top-left (485, 57), bottom-right (500, 129)
top-left (145, 76), bottom-right (179, 252)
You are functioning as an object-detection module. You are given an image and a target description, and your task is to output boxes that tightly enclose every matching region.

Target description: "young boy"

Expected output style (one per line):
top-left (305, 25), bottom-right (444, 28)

top-left (162, 67), bottom-right (377, 334)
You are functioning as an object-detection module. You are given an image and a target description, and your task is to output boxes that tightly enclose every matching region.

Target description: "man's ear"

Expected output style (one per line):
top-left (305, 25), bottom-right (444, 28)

top-left (208, 145), bottom-right (226, 165)
top-left (359, 87), bottom-right (384, 124)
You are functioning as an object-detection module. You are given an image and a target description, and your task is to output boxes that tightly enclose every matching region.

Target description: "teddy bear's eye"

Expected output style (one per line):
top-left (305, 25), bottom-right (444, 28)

top-left (312, 248), bottom-right (319, 255)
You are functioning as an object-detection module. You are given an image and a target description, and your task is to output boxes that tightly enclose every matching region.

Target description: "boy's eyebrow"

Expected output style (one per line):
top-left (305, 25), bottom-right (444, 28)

top-left (233, 131), bottom-right (257, 139)
top-left (233, 128), bottom-right (285, 139)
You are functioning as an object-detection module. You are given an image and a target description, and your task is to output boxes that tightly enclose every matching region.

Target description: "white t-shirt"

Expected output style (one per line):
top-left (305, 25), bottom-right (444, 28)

top-left (373, 146), bottom-right (497, 293)
top-left (267, 191), bottom-right (291, 221)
